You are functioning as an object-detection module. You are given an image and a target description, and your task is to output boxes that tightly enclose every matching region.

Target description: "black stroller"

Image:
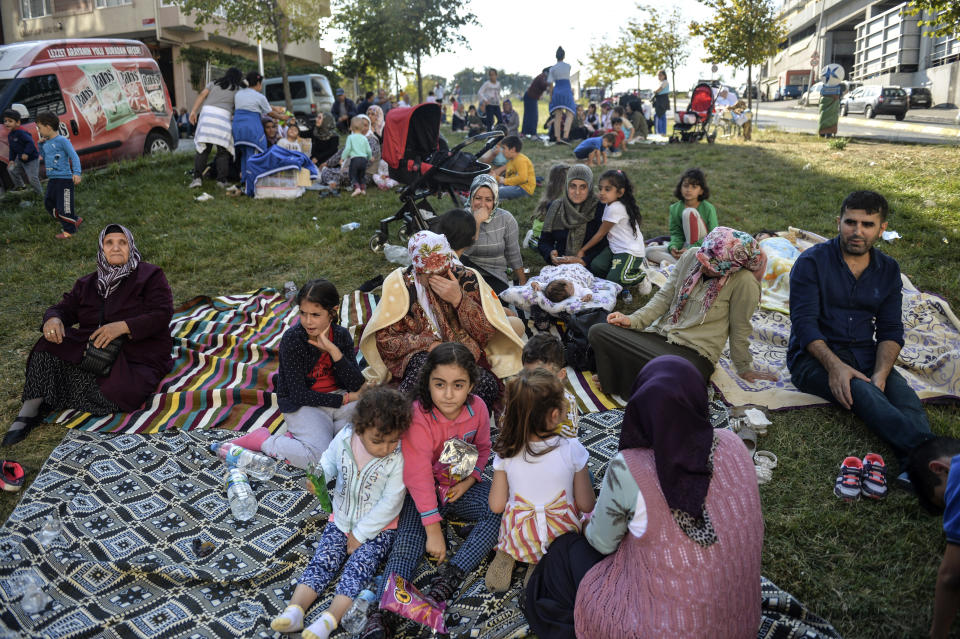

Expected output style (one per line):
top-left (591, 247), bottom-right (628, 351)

top-left (670, 82), bottom-right (718, 143)
top-left (369, 102), bottom-right (503, 252)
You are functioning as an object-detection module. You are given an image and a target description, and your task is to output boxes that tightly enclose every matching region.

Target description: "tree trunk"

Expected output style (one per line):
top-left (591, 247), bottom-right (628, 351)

top-left (747, 65), bottom-right (753, 111)
top-left (415, 51), bottom-right (423, 104)
top-left (670, 68), bottom-right (677, 114)
top-left (275, 13), bottom-right (292, 113)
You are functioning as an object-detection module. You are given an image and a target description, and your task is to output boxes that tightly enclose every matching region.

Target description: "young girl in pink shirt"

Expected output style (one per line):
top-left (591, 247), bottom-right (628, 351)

top-left (360, 342), bottom-right (501, 639)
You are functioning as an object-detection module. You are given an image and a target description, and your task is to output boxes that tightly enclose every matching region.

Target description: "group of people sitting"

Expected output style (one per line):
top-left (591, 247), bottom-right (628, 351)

top-left (6, 161), bottom-right (955, 634)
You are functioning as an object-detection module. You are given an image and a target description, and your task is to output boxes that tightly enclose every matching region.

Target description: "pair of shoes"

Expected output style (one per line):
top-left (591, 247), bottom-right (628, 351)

top-left (2, 416), bottom-right (41, 446)
top-left (359, 609), bottom-right (400, 639)
top-left (422, 562), bottom-right (464, 603)
top-left (834, 453), bottom-right (887, 501)
top-left (189, 178), bottom-right (202, 188)
top-left (754, 450), bottom-right (777, 484)
top-left (351, 187), bottom-right (363, 197)
top-left (1, 461), bottom-right (25, 491)
top-left (485, 550), bottom-right (516, 592)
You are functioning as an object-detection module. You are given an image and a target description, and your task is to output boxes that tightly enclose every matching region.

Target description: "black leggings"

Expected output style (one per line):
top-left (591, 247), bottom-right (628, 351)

top-left (348, 157), bottom-right (368, 187)
top-left (193, 144), bottom-right (230, 181)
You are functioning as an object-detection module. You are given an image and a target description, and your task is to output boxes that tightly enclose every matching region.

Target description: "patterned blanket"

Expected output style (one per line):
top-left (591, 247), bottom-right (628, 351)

top-left (0, 416), bottom-right (840, 639)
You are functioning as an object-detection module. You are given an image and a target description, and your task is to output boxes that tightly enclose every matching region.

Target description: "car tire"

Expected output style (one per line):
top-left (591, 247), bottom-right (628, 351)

top-left (841, 104), bottom-right (848, 116)
top-left (865, 105), bottom-right (876, 119)
top-left (144, 131), bottom-right (172, 154)
top-left (895, 112), bottom-right (905, 121)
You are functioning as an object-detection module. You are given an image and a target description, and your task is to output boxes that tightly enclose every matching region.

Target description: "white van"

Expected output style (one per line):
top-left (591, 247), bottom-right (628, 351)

top-left (262, 74), bottom-right (334, 126)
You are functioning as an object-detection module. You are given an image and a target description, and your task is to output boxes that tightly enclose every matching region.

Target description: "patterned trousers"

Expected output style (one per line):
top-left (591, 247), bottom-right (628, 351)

top-left (383, 481), bottom-right (501, 580)
top-left (300, 523), bottom-right (396, 599)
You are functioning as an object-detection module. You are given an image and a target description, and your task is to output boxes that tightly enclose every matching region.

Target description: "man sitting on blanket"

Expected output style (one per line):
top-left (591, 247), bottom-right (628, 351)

top-left (787, 190), bottom-right (934, 479)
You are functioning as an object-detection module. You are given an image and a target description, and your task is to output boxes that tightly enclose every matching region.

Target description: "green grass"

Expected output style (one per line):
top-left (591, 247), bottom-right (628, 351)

top-left (2, 129), bottom-right (960, 638)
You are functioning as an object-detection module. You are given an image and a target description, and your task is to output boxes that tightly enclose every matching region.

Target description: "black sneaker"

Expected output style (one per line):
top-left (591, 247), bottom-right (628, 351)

top-left (360, 609), bottom-right (399, 639)
top-left (422, 563), bottom-right (464, 603)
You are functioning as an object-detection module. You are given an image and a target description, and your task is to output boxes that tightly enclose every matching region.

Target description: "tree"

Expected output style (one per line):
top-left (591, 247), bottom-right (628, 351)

top-left (174, 0), bottom-right (328, 112)
top-left (622, 5), bottom-right (690, 112)
top-left (452, 68), bottom-right (486, 98)
top-left (690, 0), bottom-right (786, 110)
top-left (905, 1), bottom-right (960, 38)
top-left (584, 43), bottom-right (627, 95)
top-left (328, 0), bottom-right (400, 90)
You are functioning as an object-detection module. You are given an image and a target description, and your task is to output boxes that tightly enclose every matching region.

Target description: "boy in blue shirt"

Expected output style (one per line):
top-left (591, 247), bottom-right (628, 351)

top-left (35, 112), bottom-right (82, 239)
top-left (907, 437), bottom-right (960, 638)
top-left (573, 132), bottom-right (615, 167)
top-left (3, 108), bottom-right (43, 197)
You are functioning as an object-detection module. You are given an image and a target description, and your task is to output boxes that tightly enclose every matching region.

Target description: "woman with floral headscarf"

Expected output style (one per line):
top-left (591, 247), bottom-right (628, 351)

top-left (358, 231), bottom-right (524, 410)
top-left (589, 226), bottom-right (778, 394)
top-left (3, 224), bottom-right (174, 446)
top-left (461, 174), bottom-right (526, 294)
top-left (366, 104), bottom-right (385, 143)
top-left (525, 356), bottom-right (763, 638)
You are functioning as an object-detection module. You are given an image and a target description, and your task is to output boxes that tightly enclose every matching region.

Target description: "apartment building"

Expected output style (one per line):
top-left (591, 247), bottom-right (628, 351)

top-left (3, 0), bottom-right (332, 110)
top-left (760, 0), bottom-right (959, 105)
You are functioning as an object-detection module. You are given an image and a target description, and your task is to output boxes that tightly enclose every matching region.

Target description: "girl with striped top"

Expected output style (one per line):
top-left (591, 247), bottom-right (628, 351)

top-left (484, 368), bottom-right (596, 592)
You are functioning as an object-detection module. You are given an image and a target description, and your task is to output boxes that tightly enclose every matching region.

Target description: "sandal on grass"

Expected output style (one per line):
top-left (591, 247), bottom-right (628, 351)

top-left (754, 450), bottom-right (778, 485)
top-left (2, 415), bottom-right (41, 447)
top-left (1, 461), bottom-right (25, 492)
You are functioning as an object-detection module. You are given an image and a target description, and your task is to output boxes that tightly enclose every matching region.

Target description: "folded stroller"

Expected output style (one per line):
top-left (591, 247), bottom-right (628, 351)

top-left (670, 82), bottom-right (718, 143)
top-left (369, 102), bottom-right (502, 252)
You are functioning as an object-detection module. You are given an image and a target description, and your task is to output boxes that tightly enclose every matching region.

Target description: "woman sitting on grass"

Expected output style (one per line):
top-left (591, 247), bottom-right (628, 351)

top-left (525, 356), bottom-right (764, 639)
top-left (359, 231), bottom-right (523, 411)
top-left (538, 164), bottom-right (608, 268)
top-left (4, 224), bottom-right (173, 446)
top-left (461, 175), bottom-right (527, 294)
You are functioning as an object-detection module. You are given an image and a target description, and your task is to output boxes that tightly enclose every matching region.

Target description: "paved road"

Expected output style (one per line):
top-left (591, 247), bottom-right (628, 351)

top-left (752, 101), bottom-right (960, 144)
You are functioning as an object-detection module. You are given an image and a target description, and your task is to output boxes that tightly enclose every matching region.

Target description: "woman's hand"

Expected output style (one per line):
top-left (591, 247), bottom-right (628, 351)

top-left (346, 532), bottom-right (362, 555)
top-left (670, 247), bottom-right (684, 259)
top-left (446, 476), bottom-right (476, 503)
top-left (429, 271), bottom-right (463, 306)
top-left (606, 312), bottom-right (631, 328)
top-left (89, 321), bottom-right (130, 349)
top-left (738, 369), bottom-right (779, 383)
top-left (42, 317), bottom-right (65, 344)
top-left (189, 111), bottom-right (198, 126)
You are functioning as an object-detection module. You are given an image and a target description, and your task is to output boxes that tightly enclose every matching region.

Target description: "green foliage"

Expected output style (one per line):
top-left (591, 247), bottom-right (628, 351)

top-left (452, 68), bottom-right (486, 97)
top-left (827, 136), bottom-right (848, 150)
top-left (690, 0), bottom-right (785, 109)
top-left (622, 5), bottom-right (690, 110)
top-left (584, 43), bottom-right (628, 92)
top-left (905, 0), bottom-right (960, 38)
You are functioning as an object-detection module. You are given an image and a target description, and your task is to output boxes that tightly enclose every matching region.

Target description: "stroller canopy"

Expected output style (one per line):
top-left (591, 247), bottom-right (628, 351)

top-left (382, 102), bottom-right (441, 170)
top-left (689, 83), bottom-right (716, 115)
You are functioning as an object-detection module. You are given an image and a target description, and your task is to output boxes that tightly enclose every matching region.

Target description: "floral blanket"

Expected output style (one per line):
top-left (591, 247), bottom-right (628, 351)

top-left (500, 263), bottom-right (621, 315)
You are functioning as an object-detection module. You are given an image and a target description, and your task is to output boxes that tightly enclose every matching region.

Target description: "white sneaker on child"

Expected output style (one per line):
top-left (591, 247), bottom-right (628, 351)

top-left (638, 277), bottom-right (652, 296)
top-left (270, 605), bottom-right (304, 633)
top-left (189, 178), bottom-right (202, 188)
top-left (302, 611), bottom-right (337, 639)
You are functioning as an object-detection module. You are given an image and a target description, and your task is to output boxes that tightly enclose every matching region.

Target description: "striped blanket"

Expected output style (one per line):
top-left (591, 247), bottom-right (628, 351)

top-left (194, 104), bottom-right (235, 157)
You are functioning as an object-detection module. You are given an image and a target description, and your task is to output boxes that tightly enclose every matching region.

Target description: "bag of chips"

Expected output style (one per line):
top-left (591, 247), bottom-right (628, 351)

top-left (438, 437), bottom-right (478, 483)
top-left (379, 573), bottom-right (447, 634)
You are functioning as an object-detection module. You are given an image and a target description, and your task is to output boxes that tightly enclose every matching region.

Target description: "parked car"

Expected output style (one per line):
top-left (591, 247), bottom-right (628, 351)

top-left (737, 84), bottom-right (763, 101)
top-left (906, 87), bottom-right (932, 108)
top-left (799, 82), bottom-right (823, 106)
top-left (780, 84), bottom-right (806, 99)
top-left (263, 73), bottom-right (333, 127)
top-left (637, 89), bottom-right (654, 101)
top-left (840, 85), bottom-right (908, 120)
top-left (0, 38), bottom-right (178, 172)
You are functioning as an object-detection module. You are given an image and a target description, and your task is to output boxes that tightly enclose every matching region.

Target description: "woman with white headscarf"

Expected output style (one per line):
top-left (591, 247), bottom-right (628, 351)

top-left (4, 224), bottom-right (174, 446)
top-left (461, 175), bottom-right (527, 294)
top-left (358, 231), bottom-right (524, 411)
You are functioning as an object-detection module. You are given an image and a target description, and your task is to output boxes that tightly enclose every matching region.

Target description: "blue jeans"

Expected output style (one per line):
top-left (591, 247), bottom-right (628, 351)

top-left (498, 184), bottom-right (528, 200)
top-left (654, 114), bottom-right (667, 135)
top-left (790, 351), bottom-right (933, 467)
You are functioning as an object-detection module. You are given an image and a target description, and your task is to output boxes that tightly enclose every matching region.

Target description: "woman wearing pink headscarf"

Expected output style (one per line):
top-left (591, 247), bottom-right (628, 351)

top-left (590, 226), bottom-right (778, 392)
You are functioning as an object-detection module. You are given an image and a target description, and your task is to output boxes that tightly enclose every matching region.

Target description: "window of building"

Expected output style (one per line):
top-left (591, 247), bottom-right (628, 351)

top-left (20, 0), bottom-right (52, 19)
top-left (10, 75), bottom-right (67, 120)
top-left (95, 0), bottom-right (132, 7)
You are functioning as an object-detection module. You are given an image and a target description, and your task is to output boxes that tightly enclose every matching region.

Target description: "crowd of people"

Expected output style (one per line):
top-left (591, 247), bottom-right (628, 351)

top-left (4, 52), bottom-right (959, 639)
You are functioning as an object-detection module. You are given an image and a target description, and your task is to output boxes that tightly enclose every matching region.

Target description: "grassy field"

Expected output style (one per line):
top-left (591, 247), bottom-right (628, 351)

top-left (2, 126), bottom-right (959, 638)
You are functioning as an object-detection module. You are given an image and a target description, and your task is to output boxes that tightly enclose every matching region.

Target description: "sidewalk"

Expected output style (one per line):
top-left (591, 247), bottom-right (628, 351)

top-left (768, 105), bottom-right (960, 137)
top-left (784, 103), bottom-right (959, 126)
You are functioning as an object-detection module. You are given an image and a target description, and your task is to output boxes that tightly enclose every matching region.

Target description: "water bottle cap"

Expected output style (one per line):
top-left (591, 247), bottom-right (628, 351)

top-left (210, 442), bottom-right (221, 453)
top-left (359, 589), bottom-right (376, 603)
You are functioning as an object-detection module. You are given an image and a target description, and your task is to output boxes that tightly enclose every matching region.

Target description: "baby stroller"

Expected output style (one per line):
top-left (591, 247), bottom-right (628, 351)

top-left (369, 102), bottom-right (502, 252)
top-left (670, 82), bottom-right (718, 143)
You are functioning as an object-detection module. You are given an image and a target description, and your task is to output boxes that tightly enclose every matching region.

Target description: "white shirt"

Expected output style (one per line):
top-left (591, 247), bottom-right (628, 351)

top-left (603, 201), bottom-right (645, 257)
top-left (547, 61), bottom-right (571, 83)
top-left (493, 436), bottom-right (589, 512)
top-left (477, 80), bottom-right (501, 105)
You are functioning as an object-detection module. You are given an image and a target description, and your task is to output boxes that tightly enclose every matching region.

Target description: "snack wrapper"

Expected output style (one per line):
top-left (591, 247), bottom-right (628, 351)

top-left (379, 573), bottom-right (447, 634)
top-left (438, 438), bottom-right (478, 483)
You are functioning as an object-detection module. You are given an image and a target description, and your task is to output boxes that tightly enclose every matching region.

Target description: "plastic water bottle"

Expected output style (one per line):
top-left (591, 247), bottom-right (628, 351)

top-left (341, 222), bottom-right (361, 232)
top-left (211, 442), bottom-right (276, 481)
top-left (225, 468), bottom-right (258, 521)
top-left (305, 462), bottom-right (334, 513)
top-left (14, 573), bottom-right (50, 614)
top-left (36, 513), bottom-right (61, 548)
top-left (341, 587), bottom-right (378, 634)
top-left (283, 281), bottom-right (298, 300)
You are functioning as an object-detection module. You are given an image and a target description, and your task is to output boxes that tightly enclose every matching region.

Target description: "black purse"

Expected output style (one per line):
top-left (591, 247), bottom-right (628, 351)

top-left (79, 301), bottom-right (128, 377)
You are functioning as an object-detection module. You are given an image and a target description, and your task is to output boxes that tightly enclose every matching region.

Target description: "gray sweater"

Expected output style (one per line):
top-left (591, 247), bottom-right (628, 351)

top-left (462, 208), bottom-right (523, 284)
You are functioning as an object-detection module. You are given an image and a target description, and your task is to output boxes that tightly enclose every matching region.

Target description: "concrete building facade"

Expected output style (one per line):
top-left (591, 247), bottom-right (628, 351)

top-left (3, 0), bottom-right (332, 111)
top-left (760, 0), bottom-right (959, 106)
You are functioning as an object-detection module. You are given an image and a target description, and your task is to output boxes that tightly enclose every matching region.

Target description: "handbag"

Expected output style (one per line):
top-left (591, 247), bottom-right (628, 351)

top-left (79, 300), bottom-right (128, 377)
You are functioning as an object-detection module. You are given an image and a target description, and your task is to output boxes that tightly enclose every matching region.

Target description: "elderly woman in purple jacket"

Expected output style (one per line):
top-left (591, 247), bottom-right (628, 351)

top-left (3, 224), bottom-right (173, 446)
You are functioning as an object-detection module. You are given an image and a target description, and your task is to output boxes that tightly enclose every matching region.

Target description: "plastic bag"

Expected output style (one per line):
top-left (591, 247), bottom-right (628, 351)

top-left (383, 243), bottom-right (412, 266)
top-left (379, 573), bottom-right (447, 634)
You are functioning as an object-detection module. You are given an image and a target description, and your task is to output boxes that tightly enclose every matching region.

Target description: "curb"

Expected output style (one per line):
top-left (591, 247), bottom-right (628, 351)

top-left (763, 108), bottom-right (960, 137)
